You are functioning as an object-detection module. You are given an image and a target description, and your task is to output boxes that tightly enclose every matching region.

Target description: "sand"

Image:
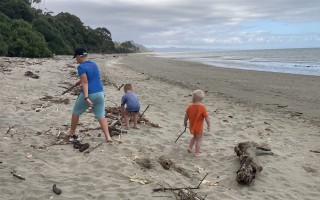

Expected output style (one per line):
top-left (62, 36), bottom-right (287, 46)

top-left (0, 53), bottom-right (319, 200)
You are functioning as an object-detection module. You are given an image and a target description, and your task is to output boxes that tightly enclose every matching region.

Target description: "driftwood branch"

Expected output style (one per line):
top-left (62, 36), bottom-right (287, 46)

top-left (310, 150), bottom-right (320, 153)
top-left (234, 141), bottom-right (273, 184)
top-left (61, 83), bottom-right (78, 95)
top-left (11, 170), bottom-right (25, 180)
top-left (84, 142), bottom-right (102, 154)
top-left (139, 104), bottom-right (150, 119)
top-left (174, 127), bottom-right (187, 143)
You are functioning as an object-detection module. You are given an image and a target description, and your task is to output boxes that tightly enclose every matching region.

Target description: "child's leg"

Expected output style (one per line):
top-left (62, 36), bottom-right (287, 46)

top-left (124, 111), bottom-right (130, 129)
top-left (194, 134), bottom-right (203, 155)
top-left (132, 112), bottom-right (139, 129)
top-left (188, 135), bottom-right (196, 153)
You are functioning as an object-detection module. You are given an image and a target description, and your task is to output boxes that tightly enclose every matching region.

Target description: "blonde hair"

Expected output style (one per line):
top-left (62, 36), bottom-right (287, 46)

top-left (192, 89), bottom-right (204, 102)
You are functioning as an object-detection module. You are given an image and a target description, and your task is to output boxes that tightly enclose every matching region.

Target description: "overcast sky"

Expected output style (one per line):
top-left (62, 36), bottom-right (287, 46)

top-left (37, 0), bottom-right (320, 50)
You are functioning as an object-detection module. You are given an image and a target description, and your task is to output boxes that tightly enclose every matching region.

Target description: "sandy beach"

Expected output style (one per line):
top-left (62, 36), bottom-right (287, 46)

top-left (0, 53), bottom-right (319, 200)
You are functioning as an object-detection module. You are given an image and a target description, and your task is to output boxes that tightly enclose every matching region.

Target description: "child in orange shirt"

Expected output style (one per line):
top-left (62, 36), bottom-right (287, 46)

top-left (184, 89), bottom-right (210, 156)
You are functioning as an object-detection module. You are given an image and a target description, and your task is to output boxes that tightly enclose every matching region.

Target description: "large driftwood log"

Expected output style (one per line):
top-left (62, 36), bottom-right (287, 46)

top-left (234, 141), bottom-right (273, 184)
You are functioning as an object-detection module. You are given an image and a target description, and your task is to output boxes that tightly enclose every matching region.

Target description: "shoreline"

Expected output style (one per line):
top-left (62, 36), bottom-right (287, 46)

top-left (122, 53), bottom-right (320, 126)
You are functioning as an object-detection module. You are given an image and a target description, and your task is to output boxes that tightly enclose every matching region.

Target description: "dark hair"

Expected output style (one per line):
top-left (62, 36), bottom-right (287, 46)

top-left (124, 84), bottom-right (132, 91)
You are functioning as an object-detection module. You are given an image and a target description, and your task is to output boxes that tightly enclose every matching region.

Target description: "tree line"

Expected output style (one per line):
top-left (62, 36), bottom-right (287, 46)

top-left (0, 0), bottom-right (144, 57)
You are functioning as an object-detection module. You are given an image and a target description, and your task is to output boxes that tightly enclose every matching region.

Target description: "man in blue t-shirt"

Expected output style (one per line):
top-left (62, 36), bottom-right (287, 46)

top-left (65, 48), bottom-right (112, 143)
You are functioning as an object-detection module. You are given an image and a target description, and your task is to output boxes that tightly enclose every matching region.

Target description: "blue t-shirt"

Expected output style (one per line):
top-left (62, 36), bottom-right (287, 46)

top-left (121, 92), bottom-right (140, 112)
top-left (77, 60), bottom-right (103, 94)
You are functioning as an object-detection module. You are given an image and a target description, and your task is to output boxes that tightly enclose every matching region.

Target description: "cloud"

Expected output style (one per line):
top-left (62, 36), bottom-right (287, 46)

top-left (41, 0), bottom-right (320, 49)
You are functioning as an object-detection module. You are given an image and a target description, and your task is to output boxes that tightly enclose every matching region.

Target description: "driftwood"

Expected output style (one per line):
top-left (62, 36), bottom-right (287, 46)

top-left (24, 71), bottom-right (39, 79)
top-left (159, 155), bottom-right (190, 178)
top-left (106, 106), bottom-right (161, 128)
top-left (310, 150), bottom-right (320, 153)
top-left (52, 184), bottom-right (62, 195)
top-left (234, 141), bottom-right (273, 184)
top-left (11, 170), bottom-right (25, 180)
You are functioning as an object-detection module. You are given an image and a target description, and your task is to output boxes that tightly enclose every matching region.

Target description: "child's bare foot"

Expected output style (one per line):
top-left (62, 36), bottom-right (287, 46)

top-left (194, 152), bottom-right (206, 157)
top-left (187, 148), bottom-right (193, 153)
top-left (106, 137), bottom-right (113, 143)
top-left (132, 126), bottom-right (139, 129)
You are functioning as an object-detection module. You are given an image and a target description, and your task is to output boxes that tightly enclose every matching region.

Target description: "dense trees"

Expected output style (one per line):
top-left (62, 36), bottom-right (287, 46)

top-left (0, 0), bottom-right (144, 57)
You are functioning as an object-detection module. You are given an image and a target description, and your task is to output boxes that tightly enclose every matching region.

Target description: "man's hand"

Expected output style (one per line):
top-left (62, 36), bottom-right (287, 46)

top-left (85, 98), bottom-right (93, 107)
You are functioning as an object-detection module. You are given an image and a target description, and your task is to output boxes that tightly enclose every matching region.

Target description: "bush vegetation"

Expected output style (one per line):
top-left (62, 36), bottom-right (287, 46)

top-left (0, 0), bottom-right (144, 57)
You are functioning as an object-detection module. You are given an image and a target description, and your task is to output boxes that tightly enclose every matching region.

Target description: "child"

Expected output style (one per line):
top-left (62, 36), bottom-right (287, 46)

top-left (184, 89), bottom-right (210, 156)
top-left (121, 84), bottom-right (140, 129)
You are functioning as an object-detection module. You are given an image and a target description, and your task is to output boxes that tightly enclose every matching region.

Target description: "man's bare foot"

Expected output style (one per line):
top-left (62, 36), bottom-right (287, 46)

top-left (187, 148), bottom-right (193, 153)
top-left (64, 130), bottom-right (75, 137)
top-left (132, 126), bottom-right (140, 129)
top-left (194, 152), bottom-right (206, 157)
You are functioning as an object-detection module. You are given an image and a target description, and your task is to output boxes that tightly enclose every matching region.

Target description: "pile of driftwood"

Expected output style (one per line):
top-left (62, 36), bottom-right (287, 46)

top-left (106, 105), bottom-right (160, 128)
top-left (153, 172), bottom-right (208, 200)
top-left (234, 141), bottom-right (273, 184)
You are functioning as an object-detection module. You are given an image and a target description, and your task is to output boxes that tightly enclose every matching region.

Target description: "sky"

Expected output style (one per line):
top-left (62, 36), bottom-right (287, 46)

top-left (35, 0), bottom-right (320, 50)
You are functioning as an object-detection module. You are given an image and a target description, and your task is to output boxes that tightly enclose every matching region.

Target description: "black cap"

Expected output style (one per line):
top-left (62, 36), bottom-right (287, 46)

top-left (73, 48), bottom-right (88, 58)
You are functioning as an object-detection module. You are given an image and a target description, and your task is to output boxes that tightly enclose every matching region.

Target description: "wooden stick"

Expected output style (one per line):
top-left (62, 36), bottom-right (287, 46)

top-left (153, 173), bottom-right (208, 192)
top-left (12, 173), bottom-right (25, 180)
top-left (61, 83), bottom-right (78, 95)
top-left (84, 142), bottom-right (102, 154)
top-left (139, 104), bottom-right (150, 119)
top-left (174, 127), bottom-right (187, 143)
top-left (196, 173), bottom-right (209, 188)
top-left (310, 150), bottom-right (320, 153)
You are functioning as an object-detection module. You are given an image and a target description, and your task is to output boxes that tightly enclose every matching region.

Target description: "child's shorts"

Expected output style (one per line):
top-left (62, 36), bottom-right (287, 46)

top-left (73, 92), bottom-right (105, 119)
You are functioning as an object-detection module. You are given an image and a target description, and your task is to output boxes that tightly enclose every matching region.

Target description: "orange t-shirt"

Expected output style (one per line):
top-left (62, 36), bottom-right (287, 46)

top-left (186, 103), bottom-right (208, 134)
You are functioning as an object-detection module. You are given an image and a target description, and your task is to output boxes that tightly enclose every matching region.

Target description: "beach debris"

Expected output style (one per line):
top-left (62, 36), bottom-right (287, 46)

top-left (26, 153), bottom-right (33, 159)
top-left (114, 135), bottom-right (123, 144)
top-left (73, 141), bottom-right (90, 152)
top-left (234, 141), bottom-right (273, 185)
top-left (129, 174), bottom-right (153, 185)
top-left (153, 173), bottom-right (208, 200)
top-left (174, 126), bottom-right (187, 143)
top-left (11, 169), bottom-right (25, 180)
top-left (24, 71), bottom-right (39, 79)
top-left (40, 95), bottom-right (70, 104)
top-left (159, 155), bottom-right (190, 178)
top-left (52, 184), bottom-right (62, 195)
top-left (135, 158), bottom-right (154, 170)
top-left (6, 125), bottom-right (15, 134)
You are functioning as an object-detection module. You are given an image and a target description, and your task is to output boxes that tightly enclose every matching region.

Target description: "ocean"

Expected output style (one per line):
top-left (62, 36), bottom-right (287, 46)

top-left (155, 48), bottom-right (320, 76)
